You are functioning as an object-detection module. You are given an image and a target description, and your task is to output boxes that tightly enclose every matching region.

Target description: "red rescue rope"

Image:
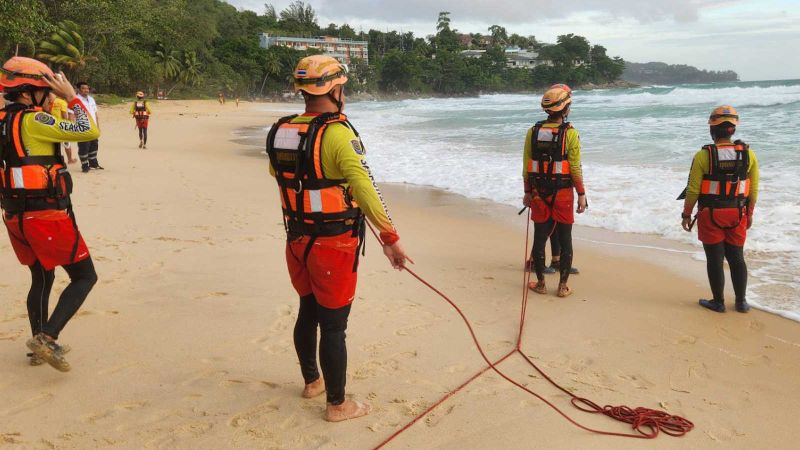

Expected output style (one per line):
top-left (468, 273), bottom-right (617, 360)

top-left (367, 219), bottom-right (693, 449)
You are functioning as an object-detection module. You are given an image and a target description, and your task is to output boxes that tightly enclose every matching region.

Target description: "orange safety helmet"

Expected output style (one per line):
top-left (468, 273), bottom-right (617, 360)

top-left (293, 55), bottom-right (348, 96)
top-left (708, 105), bottom-right (739, 126)
top-left (541, 84), bottom-right (572, 113)
top-left (0, 56), bottom-right (54, 90)
top-left (136, 91), bottom-right (144, 97)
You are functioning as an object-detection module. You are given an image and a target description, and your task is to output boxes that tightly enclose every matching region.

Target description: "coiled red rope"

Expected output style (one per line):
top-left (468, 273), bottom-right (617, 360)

top-left (367, 218), bottom-right (693, 449)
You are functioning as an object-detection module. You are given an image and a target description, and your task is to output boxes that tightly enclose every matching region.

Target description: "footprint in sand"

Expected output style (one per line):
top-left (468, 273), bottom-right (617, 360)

top-left (0, 330), bottom-right (23, 341)
top-left (228, 401), bottom-right (280, 428)
top-left (616, 373), bottom-right (656, 390)
top-left (0, 432), bottom-right (24, 445)
top-left (424, 404), bottom-right (456, 428)
top-left (0, 392), bottom-right (54, 416)
top-left (220, 378), bottom-right (280, 391)
top-left (394, 322), bottom-right (434, 337)
top-left (144, 422), bottom-right (214, 449)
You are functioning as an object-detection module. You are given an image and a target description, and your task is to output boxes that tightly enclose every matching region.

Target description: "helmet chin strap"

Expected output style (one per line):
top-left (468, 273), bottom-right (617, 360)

top-left (327, 87), bottom-right (343, 114)
top-left (32, 88), bottom-right (51, 107)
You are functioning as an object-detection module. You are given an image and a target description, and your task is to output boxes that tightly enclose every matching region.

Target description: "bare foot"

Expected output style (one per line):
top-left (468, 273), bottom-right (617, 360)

top-left (324, 400), bottom-right (371, 422)
top-left (302, 378), bottom-right (326, 399)
top-left (557, 284), bottom-right (573, 298)
top-left (528, 280), bottom-right (547, 294)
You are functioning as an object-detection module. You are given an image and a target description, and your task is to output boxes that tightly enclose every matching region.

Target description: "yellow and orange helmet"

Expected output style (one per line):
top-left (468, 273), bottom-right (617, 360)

top-left (136, 91), bottom-right (144, 97)
top-left (541, 84), bottom-right (572, 114)
top-left (708, 105), bottom-right (739, 126)
top-left (0, 56), bottom-right (54, 90)
top-left (293, 55), bottom-right (348, 96)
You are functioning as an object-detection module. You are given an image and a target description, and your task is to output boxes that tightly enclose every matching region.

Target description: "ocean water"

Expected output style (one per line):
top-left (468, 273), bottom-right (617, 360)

top-left (336, 80), bottom-right (800, 322)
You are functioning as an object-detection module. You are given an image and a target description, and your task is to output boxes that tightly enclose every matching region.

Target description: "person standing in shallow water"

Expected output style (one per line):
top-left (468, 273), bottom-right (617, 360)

top-left (681, 106), bottom-right (758, 313)
top-left (523, 84), bottom-right (588, 298)
top-left (266, 55), bottom-right (410, 422)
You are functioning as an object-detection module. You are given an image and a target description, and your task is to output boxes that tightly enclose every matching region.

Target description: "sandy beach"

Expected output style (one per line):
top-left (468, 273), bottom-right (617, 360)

top-left (1, 99), bottom-right (798, 449)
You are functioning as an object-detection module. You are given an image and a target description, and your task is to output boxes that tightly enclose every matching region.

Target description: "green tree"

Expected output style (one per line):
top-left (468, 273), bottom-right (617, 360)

top-left (180, 50), bottom-right (202, 87)
top-left (0, 0), bottom-right (49, 57)
top-left (488, 25), bottom-right (508, 46)
top-left (154, 44), bottom-right (181, 80)
top-left (37, 20), bottom-right (95, 78)
top-left (279, 1), bottom-right (318, 34)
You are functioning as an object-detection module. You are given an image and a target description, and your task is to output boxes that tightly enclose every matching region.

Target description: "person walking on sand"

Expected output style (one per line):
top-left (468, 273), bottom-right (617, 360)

top-left (266, 55), bottom-right (410, 422)
top-left (130, 91), bottom-right (151, 148)
top-left (76, 81), bottom-right (103, 172)
top-left (0, 57), bottom-right (100, 372)
top-left (47, 92), bottom-right (78, 165)
top-left (681, 106), bottom-right (758, 313)
top-left (523, 84), bottom-right (587, 297)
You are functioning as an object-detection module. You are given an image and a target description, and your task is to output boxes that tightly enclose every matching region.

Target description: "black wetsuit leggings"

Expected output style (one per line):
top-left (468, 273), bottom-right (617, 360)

top-left (703, 242), bottom-right (747, 303)
top-left (532, 220), bottom-right (573, 284)
top-left (294, 294), bottom-right (351, 405)
top-left (137, 125), bottom-right (148, 145)
top-left (27, 257), bottom-right (98, 340)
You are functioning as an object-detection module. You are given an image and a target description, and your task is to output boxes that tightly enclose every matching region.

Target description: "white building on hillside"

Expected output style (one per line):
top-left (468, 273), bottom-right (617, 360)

top-left (259, 33), bottom-right (369, 64)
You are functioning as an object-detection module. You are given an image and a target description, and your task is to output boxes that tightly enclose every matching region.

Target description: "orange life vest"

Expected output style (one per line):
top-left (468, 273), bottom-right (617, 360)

top-left (527, 121), bottom-right (572, 195)
top-left (698, 141), bottom-right (750, 209)
top-left (266, 113), bottom-right (362, 237)
top-left (0, 104), bottom-right (72, 214)
top-left (133, 101), bottom-right (149, 119)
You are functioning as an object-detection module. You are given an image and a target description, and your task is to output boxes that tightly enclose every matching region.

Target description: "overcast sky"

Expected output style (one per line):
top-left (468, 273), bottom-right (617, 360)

top-left (226, 0), bottom-right (800, 81)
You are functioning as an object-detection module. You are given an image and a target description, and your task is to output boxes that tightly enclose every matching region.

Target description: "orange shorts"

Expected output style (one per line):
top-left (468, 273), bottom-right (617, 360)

top-left (531, 189), bottom-right (574, 224)
top-left (285, 233), bottom-right (359, 310)
top-left (696, 207), bottom-right (747, 246)
top-left (4, 211), bottom-right (90, 270)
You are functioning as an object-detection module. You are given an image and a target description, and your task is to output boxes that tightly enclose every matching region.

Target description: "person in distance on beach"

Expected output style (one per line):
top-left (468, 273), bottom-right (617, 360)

top-left (75, 81), bottom-right (102, 172)
top-left (680, 106), bottom-right (758, 313)
top-left (266, 55), bottom-right (410, 422)
top-left (0, 57), bottom-right (100, 371)
top-left (130, 91), bottom-right (151, 149)
top-left (47, 92), bottom-right (78, 165)
top-left (523, 84), bottom-right (588, 297)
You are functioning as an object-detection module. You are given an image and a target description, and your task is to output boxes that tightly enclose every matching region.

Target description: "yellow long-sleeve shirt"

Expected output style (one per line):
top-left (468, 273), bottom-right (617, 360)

top-left (17, 98), bottom-right (100, 157)
top-left (270, 114), bottom-right (399, 244)
top-left (522, 122), bottom-right (585, 194)
top-left (130, 100), bottom-right (151, 116)
top-left (684, 145), bottom-right (759, 214)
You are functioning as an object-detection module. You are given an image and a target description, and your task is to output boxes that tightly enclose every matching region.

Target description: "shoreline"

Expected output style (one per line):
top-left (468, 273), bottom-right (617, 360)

top-left (235, 118), bottom-right (796, 324)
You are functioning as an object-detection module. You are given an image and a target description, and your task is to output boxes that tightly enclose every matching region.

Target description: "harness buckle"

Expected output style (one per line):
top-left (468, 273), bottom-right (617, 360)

top-left (294, 179), bottom-right (303, 193)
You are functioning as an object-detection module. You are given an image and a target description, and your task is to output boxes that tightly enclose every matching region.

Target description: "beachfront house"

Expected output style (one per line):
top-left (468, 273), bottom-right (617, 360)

top-left (460, 47), bottom-right (549, 69)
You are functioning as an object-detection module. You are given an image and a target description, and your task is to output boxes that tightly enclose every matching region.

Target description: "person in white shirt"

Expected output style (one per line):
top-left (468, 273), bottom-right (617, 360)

top-left (76, 81), bottom-right (103, 172)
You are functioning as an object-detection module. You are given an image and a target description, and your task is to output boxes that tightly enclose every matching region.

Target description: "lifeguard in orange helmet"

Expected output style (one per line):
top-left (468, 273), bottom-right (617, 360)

top-left (523, 84), bottom-right (588, 298)
top-left (130, 91), bottom-right (151, 148)
top-left (266, 55), bottom-right (410, 422)
top-left (680, 106), bottom-right (759, 313)
top-left (1, 57), bottom-right (100, 371)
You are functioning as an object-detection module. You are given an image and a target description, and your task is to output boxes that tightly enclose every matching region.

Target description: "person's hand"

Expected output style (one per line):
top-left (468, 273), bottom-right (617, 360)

top-left (682, 217), bottom-right (693, 232)
top-left (523, 193), bottom-right (532, 207)
top-left (41, 71), bottom-right (76, 102)
top-left (577, 194), bottom-right (588, 213)
top-left (383, 241), bottom-right (412, 270)
top-left (747, 214), bottom-right (754, 229)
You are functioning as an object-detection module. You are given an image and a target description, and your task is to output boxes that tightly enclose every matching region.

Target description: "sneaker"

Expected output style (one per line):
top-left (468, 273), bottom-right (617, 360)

top-left (544, 261), bottom-right (579, 275)
top-left (735, 300), bottom-right (751, 313)
top-left (26, 334), bottom-right (71, 372)
top-left (28, 344), bottom-right (70, 366)
top-left (138, 141), bottom-right (143, 148)
top-left (699, 299), bottom-right (726, 313)
top-left (90, 164), bottom-right (104, 170)
top-left (81, 164), bottom-right (90, 173)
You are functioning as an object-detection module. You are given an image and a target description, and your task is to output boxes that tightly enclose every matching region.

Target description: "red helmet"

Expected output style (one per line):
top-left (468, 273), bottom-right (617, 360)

top-left (0, 57), bottom-right (54, 90)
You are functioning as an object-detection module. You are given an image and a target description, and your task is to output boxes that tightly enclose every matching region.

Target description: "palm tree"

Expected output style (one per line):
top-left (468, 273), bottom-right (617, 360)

top-left (37, 20), bottom-right (95, 78)
top-left (179, 51), bottom-right (202, 87)
top-left (154, 44), bottom-right (181, 81)
top-left (259, 52), bottom-right (283, 96)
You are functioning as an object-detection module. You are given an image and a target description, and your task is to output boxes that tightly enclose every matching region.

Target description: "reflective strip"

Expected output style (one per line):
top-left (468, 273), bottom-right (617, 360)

top-left (309, 190), bottom-right (323, 212)
top-left (553, 162), bottom-right (565, 174)
top-left (707, 180), bottom-right (720, 195)
top-left (536, 128), bottom-right (557, 142)
top-left (274, 127), bottom-right (302, 150)
top-left (717, 147), bottom-right (738, 161)
top-left (739, 181), bottom-right (748, 195)
top-left (11, 167), bottom-right (24, 188)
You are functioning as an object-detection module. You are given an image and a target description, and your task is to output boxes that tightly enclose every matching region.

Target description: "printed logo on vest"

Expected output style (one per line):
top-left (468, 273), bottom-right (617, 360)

top-left (34, 112), bottom-right (56, 126)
